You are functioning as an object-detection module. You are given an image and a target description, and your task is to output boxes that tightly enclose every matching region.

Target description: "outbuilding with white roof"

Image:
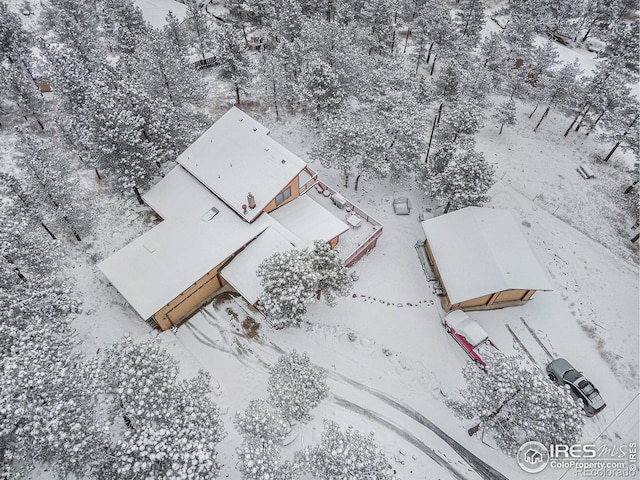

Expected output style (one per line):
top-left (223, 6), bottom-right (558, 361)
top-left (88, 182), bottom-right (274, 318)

top-left (421, 206), bottom-right (553, 312)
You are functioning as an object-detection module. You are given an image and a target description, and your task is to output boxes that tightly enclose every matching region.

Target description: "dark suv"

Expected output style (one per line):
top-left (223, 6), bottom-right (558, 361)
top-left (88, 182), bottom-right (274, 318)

top-left (546, 358), bottom-right (606, 416)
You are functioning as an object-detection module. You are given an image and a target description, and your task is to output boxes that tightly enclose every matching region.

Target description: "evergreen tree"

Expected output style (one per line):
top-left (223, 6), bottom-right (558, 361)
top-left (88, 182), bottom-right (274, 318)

top-left (309, 240), bottom-right (353, 306)
top-left (425, 145), bottom-right (495, 213)
top-left (236, 437), bottom-right (298, 480)
top-left (185, 0), bottom-right (215, 62)
top-left (257, 248), bottom-right (319, 326)
top-left (14, 129), bottom-right (90, 241)
top-left (100, 0), bottom-right (148, 53)
top-left (493, 98), bottom-right (517, 135)
top-left (296, 420), bottom-right (396, 480)
top-left (213, 23), bottom-right (253, 104)
top-left (97, 337), bottom-right (225, 479)
top-left (1, 62), bottom-right (45, 128)
top-left (531, 60), bottom-right (582, 132)
top-left (234, 398), bottom-right (290, 444)
top-left (295, 57), bottom-right (346, 116)
top-left (0, 1), bottom-right (30, 64)
top-left (456, 0), bottom-right (484, 47)
top-left (267, 350), bottom-right (329, 423)
top-left (446, 348), bottom-right (585, 457)
top-left (163, 10), bottom-right (186, 51)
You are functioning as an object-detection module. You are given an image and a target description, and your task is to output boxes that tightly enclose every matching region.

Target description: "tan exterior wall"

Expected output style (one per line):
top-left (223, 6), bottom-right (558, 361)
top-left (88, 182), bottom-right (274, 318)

top-left (495, 289), bottom-right (529, 303)
top-left (152, 263), bottom-right (229, 330)
top-left (329, 236), bottom-right (339, 248)
top-left (263, 176), bottom-right (300, 213)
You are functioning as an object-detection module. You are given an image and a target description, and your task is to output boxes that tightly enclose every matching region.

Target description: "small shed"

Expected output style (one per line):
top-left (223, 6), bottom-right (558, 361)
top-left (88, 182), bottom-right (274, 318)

top-left (421, 207), bottom-right (553, 312)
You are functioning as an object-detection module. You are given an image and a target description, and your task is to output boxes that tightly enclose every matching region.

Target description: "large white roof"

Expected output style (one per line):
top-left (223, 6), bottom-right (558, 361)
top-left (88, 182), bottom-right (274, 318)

top-left (422, 207), bottom-right (553, 304)
top-left (178, 107), bottom-right (307, 223)
top-left (98, 170), bottom-right (271, 319)
top-left (268, 194), bottom-right (349, 246)
top-left (220, 227), bottom-right (296, 305)
top-left (133, 0), bottom-right (188, 29)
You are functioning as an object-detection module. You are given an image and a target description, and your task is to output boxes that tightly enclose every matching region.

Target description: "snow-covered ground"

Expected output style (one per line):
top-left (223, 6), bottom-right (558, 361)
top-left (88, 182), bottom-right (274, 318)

top-left (56, 91), bottom-right (638, 479)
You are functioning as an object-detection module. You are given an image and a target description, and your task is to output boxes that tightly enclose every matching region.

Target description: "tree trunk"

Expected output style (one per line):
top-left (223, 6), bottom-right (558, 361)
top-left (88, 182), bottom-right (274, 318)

top-left (430, 55), bottom-right (437, 75)
top-left (528, 105), bottom-right (538, 119)
top-left (133, 185), bottom-right (144, 205)
top-left (499, 122), bottom-right (504, 135)
top-left (632, 233), bottom-right (639, 243)
top-left (95, 168), bottom-right (102, 180)
top-left (468, 390), bottom-right (519, 436)
top-left (425, 115), bottom-right (438, 164)
top-left (586, 107), bottom-right (608, 136)
top-left (425, 42), bottom-right (433, 64)
top-left (41, 221), bottom-right (56, 239)
top-left (444, 200), bottom-right (451, 214)
top-left (436, 102), bottom-right (443, 125)
top-left (36, 116), bottom-right (44, 129)
top-left (354, 173), bottom-right (362, 191)
top-left (533, 107), bottom-right (550, 132)
top-left (235, 84), bottom-right (241, 105)
top-left (564, 105), bottom-right (589, 137)
top-left (403, 29), bottom-right (411, 53)
top-left (624, 181), bottom-right (638, 194)
top-left (272, 76), bottom-right (279, 120)
top-left (603, 141), bottom-right (620, 162)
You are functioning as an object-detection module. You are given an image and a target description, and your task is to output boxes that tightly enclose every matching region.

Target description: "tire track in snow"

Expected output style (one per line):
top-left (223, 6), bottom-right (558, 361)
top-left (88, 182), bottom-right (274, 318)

top-left (332, 395), bottom-right (468, 480)
top-left (325, 370), bottom-right (509, 480)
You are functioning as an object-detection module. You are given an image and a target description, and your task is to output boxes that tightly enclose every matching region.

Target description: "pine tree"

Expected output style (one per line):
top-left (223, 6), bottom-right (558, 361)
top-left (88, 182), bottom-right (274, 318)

top-left (425, 145), bottom-right (495, 213)
top-left (257, 248), bottom-right (319, 326)
top-left (456, 0), bottom-right (484, 47)
top-left (493, 98), bottom-right (517, 134)
top-left (185, 0), bottom-right (215, 62)
top-left (213, 23), bottom-right (253, 104)
top-left (267, 350), bottom-right (329, 423)
top-left (295, 57), bottom-right (346, 116)
top-left (0, 1), bottom-right (30, 64)
top-left (295, 420), bottom-right (396, 480)
top-left (309, 240), bottom-right (353, 306)
top-left (234, 398), bottom-right (290, 444)
top-left (1, 62), bottom-right (45, 128)
top-left (446, 348), bottom-right (585, 457)
top-left (14, 129), bottom-right (90, 241)
top-left (410, 1), bottom-right (455, 75)
top-left (163, 10), bottom-right (186, 51)
top-left (100, 0), bottom-right (148, 53)
top-left (97, 337), bottom-right (225, 479)
top-left (236, 437), bottom-right (299, 480)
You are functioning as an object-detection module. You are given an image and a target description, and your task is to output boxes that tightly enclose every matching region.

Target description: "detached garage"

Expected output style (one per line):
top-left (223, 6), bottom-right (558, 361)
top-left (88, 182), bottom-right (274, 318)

top-left (421, 207), bottom-right (553, 312)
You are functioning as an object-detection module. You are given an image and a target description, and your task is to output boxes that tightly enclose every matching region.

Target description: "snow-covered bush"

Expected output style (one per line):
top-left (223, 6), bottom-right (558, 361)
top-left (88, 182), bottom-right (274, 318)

top-left (268, 350), bottom-right (329, 423)
top-left (446, 348), bottom-right (585, 456)
top-left (296, 420), bottom-right (396, 480)
top-left (234, 398), bottom-right (290, 445)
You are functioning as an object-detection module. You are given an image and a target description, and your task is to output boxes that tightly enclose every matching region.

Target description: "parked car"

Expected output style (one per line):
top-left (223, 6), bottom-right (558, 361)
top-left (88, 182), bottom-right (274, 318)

top-left (546, 358), bottom-right (606, 416)
top-left (442, 310), bottom-right (491, 367)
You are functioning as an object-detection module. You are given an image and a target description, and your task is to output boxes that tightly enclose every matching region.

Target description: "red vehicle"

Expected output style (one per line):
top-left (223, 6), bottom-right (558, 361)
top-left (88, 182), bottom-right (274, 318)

top-left (442, 310), bottom-right (492, 367)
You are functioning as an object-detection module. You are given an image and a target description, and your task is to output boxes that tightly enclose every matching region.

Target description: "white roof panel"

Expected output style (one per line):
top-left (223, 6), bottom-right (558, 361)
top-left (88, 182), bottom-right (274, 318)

top-left (133, 0), bottom-right (187, 29)
top-left (220, 227), bottom-right (296, 305)
top-left (143, 165), bottom-right (219, 221)
top-left (422, 207), bottom-right (553, 304)
top-left (268, 194), bottom-right (349, 246)
top-left (98, 193), bottom-right (270, 319)
top-left (178, 107), bottom-right (307, 222)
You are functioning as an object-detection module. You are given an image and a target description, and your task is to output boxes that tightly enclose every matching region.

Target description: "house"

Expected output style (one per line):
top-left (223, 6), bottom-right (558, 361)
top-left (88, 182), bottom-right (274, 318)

top-left (98, 107), bottom-right (382, 330)
top-left (421, 207), bottom-right (553, 312)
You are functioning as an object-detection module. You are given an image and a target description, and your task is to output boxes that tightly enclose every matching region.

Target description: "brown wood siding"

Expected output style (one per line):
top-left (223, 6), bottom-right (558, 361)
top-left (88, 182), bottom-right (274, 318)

top-left (459, 294), bottom-right (494, 309)
top-left (522, 290), bottom-right (535, 301)
top-left (263, 176), bottom-right (300, 213)
top-left (152, 263), bottom-right (227, 330)
top-left (329, 236), bottom-right (339, 248)
top-left (494, 289), bottom-right (530, 303)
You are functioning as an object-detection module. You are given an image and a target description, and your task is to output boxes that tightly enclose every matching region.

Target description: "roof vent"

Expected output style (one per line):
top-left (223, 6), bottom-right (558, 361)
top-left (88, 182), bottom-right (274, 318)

top-left (247, 192), bottom-right (256, 209)
top-left (281, 159), bottom-right (286, 164)
top-left (253, 128), bottom-right (257, 131)
top-left (239, 118), bottom-right (243, 122)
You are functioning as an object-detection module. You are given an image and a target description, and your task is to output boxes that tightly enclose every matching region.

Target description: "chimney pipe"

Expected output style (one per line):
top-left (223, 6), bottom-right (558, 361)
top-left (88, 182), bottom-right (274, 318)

top-left (247, 192), bottom-right (256, 209)
top-left (242, 204), bottom-right (247, 214)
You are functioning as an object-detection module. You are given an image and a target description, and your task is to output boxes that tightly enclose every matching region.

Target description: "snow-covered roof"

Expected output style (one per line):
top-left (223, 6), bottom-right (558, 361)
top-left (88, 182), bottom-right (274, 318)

top-left (178, 107), bottom-right (307, 223)
top-left (220, 227), bottom-right (296, 305)
top-left (422, 207), bottom-right (553, 304)
top-left (445, 310), bottom-right (488, 347)
top-left (133, 0), bottom-right (188, 29)
top-left (98, 185), bottom-right (271, 319)
top-left (143, 165), bottom-right (219, 221)
top-left (268, 194), bottom-right (349, 246)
